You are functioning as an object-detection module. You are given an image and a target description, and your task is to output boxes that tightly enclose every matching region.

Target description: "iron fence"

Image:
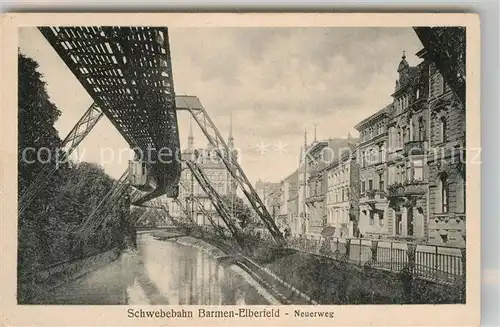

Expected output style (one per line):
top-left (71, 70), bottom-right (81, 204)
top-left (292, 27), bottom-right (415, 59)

top-left (285, 234), bottom-right (464, 284)
top-left (190, 226), bottom-right (465, 285)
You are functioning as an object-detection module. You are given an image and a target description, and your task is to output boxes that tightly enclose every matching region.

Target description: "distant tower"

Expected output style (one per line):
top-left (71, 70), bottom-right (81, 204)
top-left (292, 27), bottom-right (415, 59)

top-left (228, 111), bottom-right (234, 149)
top-left (187, 117), bottom-right (194, 151)
top-left (227, 112), bottom-right (237, 197)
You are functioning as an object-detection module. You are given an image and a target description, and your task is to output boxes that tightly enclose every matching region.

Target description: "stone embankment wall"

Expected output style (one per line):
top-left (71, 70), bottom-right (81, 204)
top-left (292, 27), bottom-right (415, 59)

top-left (20, 249), bottom-right (121, 304)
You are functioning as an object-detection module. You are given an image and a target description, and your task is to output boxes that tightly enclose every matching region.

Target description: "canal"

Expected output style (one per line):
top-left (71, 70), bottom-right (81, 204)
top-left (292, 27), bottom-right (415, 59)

top-left (34, 233), bottom-right (276, 305)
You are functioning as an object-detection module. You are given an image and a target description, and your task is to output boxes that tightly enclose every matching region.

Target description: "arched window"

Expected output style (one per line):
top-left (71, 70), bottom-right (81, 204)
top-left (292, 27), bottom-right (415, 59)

top-left (440, 117), bottom-right (447, 143)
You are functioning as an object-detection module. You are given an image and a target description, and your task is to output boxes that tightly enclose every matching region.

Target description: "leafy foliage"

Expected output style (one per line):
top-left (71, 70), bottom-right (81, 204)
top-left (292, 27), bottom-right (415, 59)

top-left (220, 194), bottom-right (255, 229)
top-left (17, 52), bottom-right (134, 302)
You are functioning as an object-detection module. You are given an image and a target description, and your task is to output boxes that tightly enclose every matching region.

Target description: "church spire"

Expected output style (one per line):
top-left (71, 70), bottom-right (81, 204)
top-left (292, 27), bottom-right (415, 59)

top-left (187, 117), bottom-right (194, 151)
top-left (228, 111), bottom-right (234, 148)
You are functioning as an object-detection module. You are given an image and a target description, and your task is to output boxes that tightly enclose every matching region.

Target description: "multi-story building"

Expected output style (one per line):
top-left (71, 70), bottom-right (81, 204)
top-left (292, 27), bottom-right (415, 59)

top-left (303, 137), bottom-right (352, 237)
top-left (325, 146), bottom-right (360, 238)
top-left (355, 105), bottom-right (390, 239)
top-left (169, 117), bottom-right (236, 227)
top-left (255, 179), bottom-right (281, 219)
top-left (421, 49), bottom-right (466, 247)
top-left (286, 171), bottom-right (300, 236)
top-left (276, 170), bottom-right (299, 233)
top-left (385, 52), bottom-right (430, 242)
top-left (304, 140), bottom-right (329, 236)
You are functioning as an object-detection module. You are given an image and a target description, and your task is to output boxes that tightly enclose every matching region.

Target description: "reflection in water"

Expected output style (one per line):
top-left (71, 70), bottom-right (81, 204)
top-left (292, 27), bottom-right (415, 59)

top-left (35, 234), bottom-right (271, 305)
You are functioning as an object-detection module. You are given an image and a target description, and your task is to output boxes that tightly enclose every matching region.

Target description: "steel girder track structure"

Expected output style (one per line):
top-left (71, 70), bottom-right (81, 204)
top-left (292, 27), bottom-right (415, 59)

top-left (175, 95), bottom-right (286, 246)
top-left (184, 160), bottom-right (246, 248)
top-left (177, 178), bottom-right (228, 240)
top-left (38, 26), bottom-right (181, 205)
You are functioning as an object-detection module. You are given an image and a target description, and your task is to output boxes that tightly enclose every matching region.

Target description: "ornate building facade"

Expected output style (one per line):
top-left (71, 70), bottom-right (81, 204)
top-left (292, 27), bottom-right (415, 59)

top-left (385, 52), bottom-right (430, 242)
top-left (325, 148), bottom-right (360, 238)
top-left (305, 140), bottom-right (329, 236)
top-left (169, 117), bottom-right (237, 227)
top-left (255, 179), bottom-right (281, 218)
top-left (355, 106), bottom-right (390, 238)
top-left (423, 49), bottom-right (466, 247)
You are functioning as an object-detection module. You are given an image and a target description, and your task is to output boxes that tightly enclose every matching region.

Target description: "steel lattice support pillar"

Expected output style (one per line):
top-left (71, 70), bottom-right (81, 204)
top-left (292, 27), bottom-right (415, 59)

top-left (150, 197), bottom-right (190, 227)
top-left (178, 178), bottom-right (228, 240)
top-left (78, 169), bottom-right (129, 240)
top-left (185, 160), bottom-right (245, 248)
top-left (176, 96), bottom-right (285, 246)
top-left (18, 102), bottom-right (104, 216)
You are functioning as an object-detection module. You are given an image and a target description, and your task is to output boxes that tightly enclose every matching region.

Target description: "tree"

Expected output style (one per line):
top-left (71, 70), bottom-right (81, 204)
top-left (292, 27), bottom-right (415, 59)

top-left (220, 194), bottom-right (254, 229)
top-left (17, 52), bottom-right (134, 303)
top-left (18, 51), bottom-right (65, 278)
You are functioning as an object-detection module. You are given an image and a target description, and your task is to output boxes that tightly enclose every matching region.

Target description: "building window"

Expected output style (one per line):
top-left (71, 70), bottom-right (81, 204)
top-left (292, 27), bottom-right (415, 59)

top-left (416, 88), bottom-right (420, 99)
top-left (456, 176), bottom-right (466, 213)
top-left (439, 74), bottom-right (445, 95)
top-left (378, 172), bottom-right (384, 191)
top-left (361, 181), bottom-right (366, 193)
top-left (368, 179), bottom-right (373, 191)
top-left (410, 122), bottom-right (415, 142)
top-left (440, 175), bottom-right (449, 213)
top-left (407, 208), bottom-right (414, 236)
top-left (379, 210), bottom-right (385, 226)
top-left (413, 160), bottom-right (424, 180)
top-left (418, 117), bottom-right (425, 141)
top-left (440, 117), bottom-right (447, 143)
top-left (406, 165), bottom-right (412, 181)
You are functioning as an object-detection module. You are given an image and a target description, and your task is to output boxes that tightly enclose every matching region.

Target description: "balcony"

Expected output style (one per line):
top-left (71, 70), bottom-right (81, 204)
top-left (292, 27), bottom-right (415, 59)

top-left (360, 189), bottom-right (386, 204)
top-left (404, 140), bottom-right (427, 156)
top-left (387, 181), bottom-right (427, 198)
top-left (306, 194), bottom-right (324, 205)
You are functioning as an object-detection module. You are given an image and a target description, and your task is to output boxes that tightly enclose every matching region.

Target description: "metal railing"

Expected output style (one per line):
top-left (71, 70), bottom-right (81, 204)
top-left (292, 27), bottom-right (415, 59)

top-left (170, 223), bottom-right (465, 285)
top-left (253, 230), bottom-right (464, 285)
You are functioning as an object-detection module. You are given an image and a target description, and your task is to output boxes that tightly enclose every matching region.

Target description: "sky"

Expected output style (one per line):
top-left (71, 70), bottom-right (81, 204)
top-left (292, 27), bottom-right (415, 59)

top-left (18, 27), bottom-right (424, 184)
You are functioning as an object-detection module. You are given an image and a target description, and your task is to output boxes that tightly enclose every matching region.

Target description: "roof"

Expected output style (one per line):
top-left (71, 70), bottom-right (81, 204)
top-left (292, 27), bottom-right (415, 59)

top-left (354, 104), bottom-right (391, 131)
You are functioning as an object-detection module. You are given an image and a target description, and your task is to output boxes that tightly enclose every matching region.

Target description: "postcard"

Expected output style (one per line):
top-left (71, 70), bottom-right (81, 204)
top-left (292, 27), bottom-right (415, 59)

top-left (1, 12), bottom-right (480, 326)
